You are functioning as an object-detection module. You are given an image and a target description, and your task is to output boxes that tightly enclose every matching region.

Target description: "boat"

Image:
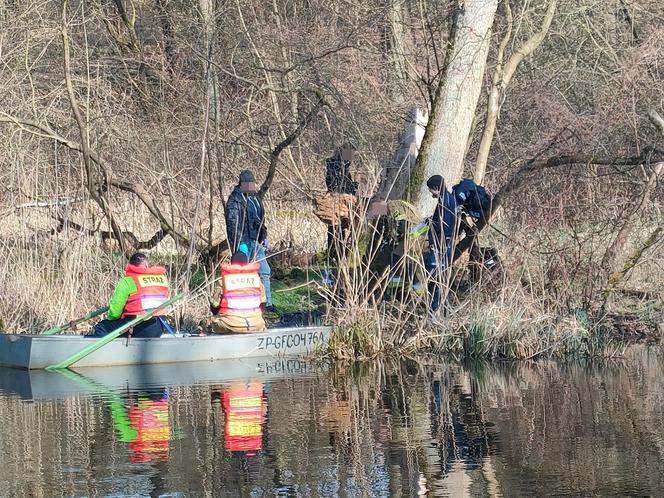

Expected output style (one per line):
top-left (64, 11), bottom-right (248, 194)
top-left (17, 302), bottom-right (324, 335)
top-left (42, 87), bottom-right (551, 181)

top-left (0, 357), bottom-right (326, 400)
top-left (0, 326), bottom-right (332, 370)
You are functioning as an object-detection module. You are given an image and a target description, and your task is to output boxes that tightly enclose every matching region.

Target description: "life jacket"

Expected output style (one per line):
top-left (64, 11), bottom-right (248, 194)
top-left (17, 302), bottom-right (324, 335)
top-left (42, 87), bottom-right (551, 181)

top-left (219, 262), bottom-right (262, 314)
top-left (127, 397), bottom-right (170, 463)
top-left (122, 264), bottom-right (170, 318)
top-left (222, 383), bottom-right (264, 454)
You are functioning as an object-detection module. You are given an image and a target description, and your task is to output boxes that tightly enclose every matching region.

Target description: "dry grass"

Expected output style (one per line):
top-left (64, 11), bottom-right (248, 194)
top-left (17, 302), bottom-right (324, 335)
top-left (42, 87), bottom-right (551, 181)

top-left (320, 208), bottom-right (662, 360)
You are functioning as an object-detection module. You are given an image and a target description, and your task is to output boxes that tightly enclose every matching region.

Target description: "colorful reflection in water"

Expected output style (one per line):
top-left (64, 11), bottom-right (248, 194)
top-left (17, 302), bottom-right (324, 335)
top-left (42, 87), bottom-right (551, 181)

top-left (110, 388), bottom-right (171, 463)
top-left (221, 382), bottom-right (265, 455)
top-left (0, 348), bottom-right (663, 496)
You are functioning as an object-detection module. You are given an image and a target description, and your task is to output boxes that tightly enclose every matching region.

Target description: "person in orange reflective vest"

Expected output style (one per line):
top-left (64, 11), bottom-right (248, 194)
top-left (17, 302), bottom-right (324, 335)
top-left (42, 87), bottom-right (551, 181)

top-left (207, 250), bottom-right (266, 334)
top-left (92, 252), bottom-right (170, 338)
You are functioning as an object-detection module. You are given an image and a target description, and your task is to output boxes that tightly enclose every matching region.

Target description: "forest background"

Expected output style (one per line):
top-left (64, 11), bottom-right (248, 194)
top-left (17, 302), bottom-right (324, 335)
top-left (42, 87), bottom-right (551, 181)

top-left (0, 0), bottom-right (662, 358)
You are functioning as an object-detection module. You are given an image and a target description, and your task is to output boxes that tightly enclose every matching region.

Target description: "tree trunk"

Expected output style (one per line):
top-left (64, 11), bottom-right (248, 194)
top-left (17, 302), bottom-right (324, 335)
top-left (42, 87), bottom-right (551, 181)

top-left (376, 107), bottom-right (428, 201)
top-left (413, 0), bottom-right (499, 217)
top-left (385, 0), bottom-right (411, 106)
top-left (474, 0), bottom-right (557, 185)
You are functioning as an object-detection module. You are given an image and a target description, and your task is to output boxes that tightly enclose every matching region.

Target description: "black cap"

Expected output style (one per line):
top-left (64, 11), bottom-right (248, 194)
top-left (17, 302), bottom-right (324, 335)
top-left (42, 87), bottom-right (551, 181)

top-left (426, 175), bottom-right (444, 190)
top-left (239, 170), bottom-right (256, 183)
top-left (231, 250), bottom-right (249, 265)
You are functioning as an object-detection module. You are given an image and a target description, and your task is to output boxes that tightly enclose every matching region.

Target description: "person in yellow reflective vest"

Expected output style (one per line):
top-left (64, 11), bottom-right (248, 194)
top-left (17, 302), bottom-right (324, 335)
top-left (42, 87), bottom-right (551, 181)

top-left (207, 250), bottom-right (266, 334)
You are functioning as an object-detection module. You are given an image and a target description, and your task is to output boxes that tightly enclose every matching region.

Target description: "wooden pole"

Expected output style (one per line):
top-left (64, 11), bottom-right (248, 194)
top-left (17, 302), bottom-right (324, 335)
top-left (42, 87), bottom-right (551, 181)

top-left (41, 307), bottom-right (109, 336)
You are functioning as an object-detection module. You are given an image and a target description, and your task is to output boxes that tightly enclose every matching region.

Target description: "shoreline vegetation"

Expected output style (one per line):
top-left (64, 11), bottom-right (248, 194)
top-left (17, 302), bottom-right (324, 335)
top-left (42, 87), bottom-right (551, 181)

top-left (0, 1), bottom-right (662, 361)
top-left (1, 214), bottom-right (661, 362)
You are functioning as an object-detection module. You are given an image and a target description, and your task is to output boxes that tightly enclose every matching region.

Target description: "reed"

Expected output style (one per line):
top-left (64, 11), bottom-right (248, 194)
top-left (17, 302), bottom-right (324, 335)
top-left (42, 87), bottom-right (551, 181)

top-left (319, 204), bottom-right (659, 360)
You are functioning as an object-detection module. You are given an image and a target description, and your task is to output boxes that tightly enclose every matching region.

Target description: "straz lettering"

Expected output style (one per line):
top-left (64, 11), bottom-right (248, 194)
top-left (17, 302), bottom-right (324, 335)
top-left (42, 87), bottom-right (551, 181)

top-left (256, 331), bottom-right (325, 350)
top-left (225, 274), bottom-right (260, 291)
top-left (138, 275), bottom-right (167, 285)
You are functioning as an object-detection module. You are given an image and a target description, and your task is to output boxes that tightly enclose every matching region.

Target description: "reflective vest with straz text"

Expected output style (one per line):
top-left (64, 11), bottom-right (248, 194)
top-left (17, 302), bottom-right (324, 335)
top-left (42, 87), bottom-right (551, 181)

top-left (219, 262), bottom-right (262, 314)
top-left (122, 264), bottom-right (170, 318)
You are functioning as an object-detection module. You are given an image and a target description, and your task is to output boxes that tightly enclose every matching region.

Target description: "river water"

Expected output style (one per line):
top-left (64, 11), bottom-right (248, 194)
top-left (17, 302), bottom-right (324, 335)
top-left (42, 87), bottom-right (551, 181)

top-left (0, 346), bottom-right (663, 497)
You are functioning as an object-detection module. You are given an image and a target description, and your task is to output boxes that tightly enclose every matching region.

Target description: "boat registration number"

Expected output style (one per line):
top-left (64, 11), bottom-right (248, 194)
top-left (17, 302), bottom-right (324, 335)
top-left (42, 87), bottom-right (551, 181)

top-left (257, 330), bottom-right (325, 350)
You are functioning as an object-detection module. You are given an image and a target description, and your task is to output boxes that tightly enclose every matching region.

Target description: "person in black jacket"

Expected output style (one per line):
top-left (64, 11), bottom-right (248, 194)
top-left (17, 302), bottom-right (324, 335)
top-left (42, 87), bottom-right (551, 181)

top-left (424, 175), bottom-right (458, 313)
top-left (325, 145), bottom-right (357, 195)
top-left (325, 145), bottom-right (357, 259)
top-left (225, 170), bottom-right (273, 309)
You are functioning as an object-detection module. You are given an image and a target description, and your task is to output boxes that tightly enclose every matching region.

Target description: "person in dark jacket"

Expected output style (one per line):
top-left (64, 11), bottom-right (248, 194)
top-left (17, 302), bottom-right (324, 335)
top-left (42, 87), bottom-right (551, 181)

top-left (325, 145), bottom-right (357, 195)
top-left (225, 170), bottom-right (273, 308)
top-left (424, 175), bottom-right (458, 313)
top-left (325, 145), bottom-right (358, 258)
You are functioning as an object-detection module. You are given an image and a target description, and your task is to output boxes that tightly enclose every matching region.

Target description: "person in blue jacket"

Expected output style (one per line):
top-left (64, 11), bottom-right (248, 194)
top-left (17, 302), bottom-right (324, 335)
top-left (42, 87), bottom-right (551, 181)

top-left (424, 175), bottom-right (458, 313)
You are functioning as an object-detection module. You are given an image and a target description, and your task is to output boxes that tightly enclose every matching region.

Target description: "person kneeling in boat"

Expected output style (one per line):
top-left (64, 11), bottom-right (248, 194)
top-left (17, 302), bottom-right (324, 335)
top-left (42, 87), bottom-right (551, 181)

top-left (207, 250), bottom-right (266, 334)
top-left (92, 252), bottom-right (170, 338)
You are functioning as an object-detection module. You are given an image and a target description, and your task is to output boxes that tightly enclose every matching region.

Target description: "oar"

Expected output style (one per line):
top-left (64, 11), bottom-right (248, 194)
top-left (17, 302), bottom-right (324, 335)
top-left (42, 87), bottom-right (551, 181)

top-left (41, 306), bottom-right (109, 336)
top-left (45, 293), bottom-right (185, 371)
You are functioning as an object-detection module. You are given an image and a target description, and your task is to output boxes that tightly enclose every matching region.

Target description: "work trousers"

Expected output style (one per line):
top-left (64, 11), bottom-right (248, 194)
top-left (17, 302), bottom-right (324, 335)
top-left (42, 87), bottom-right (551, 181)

top-left (248, 241), bottom-right (272, 306)
top-left (92, 317), bottom-right (164, 338)
top-left (424, 248), bottom-right (452, 313)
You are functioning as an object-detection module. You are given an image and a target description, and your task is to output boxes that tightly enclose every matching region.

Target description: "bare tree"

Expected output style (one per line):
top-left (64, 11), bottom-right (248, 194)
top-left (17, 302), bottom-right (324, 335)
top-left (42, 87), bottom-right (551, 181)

top-left (414, 0), bottom-right (499, 216)
top-left (473, 0), bottom-right (557, 185)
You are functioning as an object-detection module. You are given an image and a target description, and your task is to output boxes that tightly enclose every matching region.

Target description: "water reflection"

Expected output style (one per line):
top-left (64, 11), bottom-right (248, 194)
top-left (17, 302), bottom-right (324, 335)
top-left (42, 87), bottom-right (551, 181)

top-left (0, 348), bottom-right (663, 496)
top-left (218, 382), bottom-right (265, 455)
top-left (112, 387), bottom-right (171, 464)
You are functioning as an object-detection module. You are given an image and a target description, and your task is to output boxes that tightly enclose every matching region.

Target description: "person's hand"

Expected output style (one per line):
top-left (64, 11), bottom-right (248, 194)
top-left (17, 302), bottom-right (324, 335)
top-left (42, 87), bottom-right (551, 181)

top-left (262, 239), bottom-right (269, 250)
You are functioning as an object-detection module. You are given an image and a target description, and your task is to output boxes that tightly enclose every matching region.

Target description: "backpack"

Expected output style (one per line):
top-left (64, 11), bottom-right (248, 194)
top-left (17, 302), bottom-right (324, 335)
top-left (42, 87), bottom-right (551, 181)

top-left (452, 179), bottom-right (492, 221)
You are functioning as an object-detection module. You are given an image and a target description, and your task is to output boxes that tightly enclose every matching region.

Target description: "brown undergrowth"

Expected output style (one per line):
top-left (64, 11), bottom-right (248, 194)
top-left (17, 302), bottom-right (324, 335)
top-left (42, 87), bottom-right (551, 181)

top-left (323, 216), bottom-right (663, 361)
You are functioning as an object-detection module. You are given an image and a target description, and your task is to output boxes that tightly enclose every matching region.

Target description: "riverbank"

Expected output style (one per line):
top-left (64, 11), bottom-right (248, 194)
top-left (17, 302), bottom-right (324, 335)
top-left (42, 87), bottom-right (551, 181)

top-left (267, 264), bottom-right (662, 361)
top-left (0, 223), bottom-right (661, 363)
top-left (0, 250), bottom-right (660, 363)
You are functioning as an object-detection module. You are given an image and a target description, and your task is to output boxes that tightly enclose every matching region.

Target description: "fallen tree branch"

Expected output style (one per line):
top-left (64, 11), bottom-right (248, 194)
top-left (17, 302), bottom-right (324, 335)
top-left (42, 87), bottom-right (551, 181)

top-left (55, 216), bottom-right (168, 250)
top-left (0, 113), bottom-right (191, 248)
top-left (15, 196), bottom-right (86, 209)
top-left (604, 221), bottom-right (663, 296)
top-left (601, 160), bottom-right (663, 273)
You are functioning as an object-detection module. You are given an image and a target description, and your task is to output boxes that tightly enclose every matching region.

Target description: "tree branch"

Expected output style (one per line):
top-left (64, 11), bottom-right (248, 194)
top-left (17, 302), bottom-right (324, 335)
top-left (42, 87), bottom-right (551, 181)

top-left (454, 148), bottom-right (664, 260)
top-left (474, 0), bottom-right (557, 184)
top-left (55, 216), bottom-right (168, 250)
top-left (601, 158), bottom-right (662, 274)
top-left (258, 93), bottom-right (327, 198)
top-left (62, 2), bottom-right (128, 253)
top-left (0, 113), bottom-right (191, 248)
